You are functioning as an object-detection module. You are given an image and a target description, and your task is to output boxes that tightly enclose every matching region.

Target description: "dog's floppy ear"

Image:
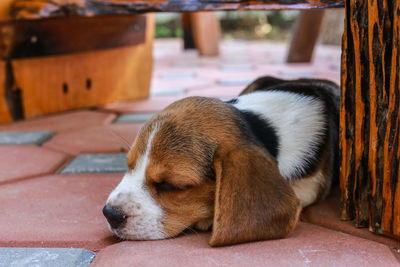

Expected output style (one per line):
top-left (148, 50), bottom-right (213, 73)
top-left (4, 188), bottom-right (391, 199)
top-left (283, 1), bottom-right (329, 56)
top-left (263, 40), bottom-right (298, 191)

top-left (209, 145), bottom-right (301, 247)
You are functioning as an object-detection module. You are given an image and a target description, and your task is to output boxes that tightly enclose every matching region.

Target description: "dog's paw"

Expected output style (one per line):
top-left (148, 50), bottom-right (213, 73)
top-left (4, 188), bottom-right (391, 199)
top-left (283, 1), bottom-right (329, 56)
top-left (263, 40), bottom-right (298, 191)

top-left (194, 218), bottom-right (213, 231)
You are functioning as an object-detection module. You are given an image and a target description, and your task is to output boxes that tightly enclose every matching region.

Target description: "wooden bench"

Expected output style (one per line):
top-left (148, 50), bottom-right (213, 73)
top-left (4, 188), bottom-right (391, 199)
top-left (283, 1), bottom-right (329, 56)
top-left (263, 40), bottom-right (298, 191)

top-left (2, 0), bottom-right (399, 241)
top-left (0, 1), bottom-right (155, 122)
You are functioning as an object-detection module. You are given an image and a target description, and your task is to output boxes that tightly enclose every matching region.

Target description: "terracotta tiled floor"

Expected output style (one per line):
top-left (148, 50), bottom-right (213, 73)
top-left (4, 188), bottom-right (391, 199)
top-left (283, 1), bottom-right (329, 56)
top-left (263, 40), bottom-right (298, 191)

top-left (0, 39), bottom-right (398, 266)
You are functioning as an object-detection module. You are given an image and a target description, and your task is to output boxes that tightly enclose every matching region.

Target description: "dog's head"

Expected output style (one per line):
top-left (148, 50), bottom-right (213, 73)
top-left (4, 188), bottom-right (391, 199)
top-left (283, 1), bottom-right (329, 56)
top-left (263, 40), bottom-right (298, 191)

top-left (104, 97), bottom-right (300, 246)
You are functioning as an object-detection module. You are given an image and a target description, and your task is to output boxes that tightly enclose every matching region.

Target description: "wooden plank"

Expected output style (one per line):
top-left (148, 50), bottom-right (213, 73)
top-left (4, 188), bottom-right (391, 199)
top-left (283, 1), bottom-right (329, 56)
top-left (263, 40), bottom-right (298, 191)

top-left (191, 12), bottom-right (220, 56)
top-left (9, 14), bottom-right (154, 119)
top-left (0, 61), bottom-right (12, 123)
top-left (340, 0), bottom-right (400, 239)
top-left (11, 0), bottom-right (345, 19)
top-left (0, 0), bottom-right (16, 123)
top-left (0, 15), bottom-right (146, 59)
top-left (286, 9), bottom-right (325, 63)
top-left (0, 0), bottom-right (14, 20)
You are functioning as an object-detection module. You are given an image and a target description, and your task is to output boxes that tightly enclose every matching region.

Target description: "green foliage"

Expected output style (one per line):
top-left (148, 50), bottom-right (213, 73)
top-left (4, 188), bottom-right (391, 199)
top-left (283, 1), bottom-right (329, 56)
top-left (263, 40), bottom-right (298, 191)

top-left (155, 11), bottom-right (299, 41)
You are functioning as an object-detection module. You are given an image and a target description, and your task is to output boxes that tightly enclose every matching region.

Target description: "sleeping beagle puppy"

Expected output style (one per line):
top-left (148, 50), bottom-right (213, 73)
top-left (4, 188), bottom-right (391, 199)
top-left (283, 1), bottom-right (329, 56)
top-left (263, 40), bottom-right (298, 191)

top-left (103, 76), bottom-right (340, 246)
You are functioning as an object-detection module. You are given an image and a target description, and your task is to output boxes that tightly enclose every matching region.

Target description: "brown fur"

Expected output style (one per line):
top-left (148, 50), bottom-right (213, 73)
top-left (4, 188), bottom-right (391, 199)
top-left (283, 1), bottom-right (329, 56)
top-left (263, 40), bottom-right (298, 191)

top-left (125, 96), bottom-right (301, 245)
top-left (210, 145), bottom-right (300, 247)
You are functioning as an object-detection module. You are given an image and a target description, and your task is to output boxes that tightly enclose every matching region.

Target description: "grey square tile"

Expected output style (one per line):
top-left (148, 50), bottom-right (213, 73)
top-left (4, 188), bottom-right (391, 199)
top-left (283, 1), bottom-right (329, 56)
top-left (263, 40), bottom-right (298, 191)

top-left (171, 62), bottom-right (200, 68)
top-left (61, 153), bottom-right (128, 174)
top-left (330, 64), bottom-right (340, 71)
top-left (151, 88), bottom-right (185, 96)
top-left (280, 71), bottom-right (315, 78)
top-left (114, 113), bottom-right (155, 123)
top-left (160, 73), bottom-right (195, 80)
top-left (0, 131), bottom-right (53, 145)
top-left (218, 79), bottom-right (253, 86)
top-left (0, 247), bottom-right (95, 267)
top-left (221, 64), bottom-right (253, 72)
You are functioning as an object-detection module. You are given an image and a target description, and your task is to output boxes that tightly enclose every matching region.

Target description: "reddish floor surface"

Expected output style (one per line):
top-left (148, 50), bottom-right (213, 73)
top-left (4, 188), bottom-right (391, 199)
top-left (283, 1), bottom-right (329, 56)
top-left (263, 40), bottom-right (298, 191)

top-left (0, 39), bottom-right (398, 266)
top-left (91, 223), bottom-right (398, 267)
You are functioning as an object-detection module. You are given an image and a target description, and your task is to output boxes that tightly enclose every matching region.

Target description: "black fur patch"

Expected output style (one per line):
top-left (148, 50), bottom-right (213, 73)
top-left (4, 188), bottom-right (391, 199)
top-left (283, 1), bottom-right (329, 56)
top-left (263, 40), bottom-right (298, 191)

top-left (225, 98), bottom-right (238, 104)
top-left (235, 109), bottom-right (280, 158)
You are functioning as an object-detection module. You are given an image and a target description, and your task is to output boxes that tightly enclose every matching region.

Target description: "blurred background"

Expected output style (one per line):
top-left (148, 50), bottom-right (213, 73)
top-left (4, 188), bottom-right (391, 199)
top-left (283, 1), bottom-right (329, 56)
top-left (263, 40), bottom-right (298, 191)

top-left (0, 6), bottom-right (345, 123)
top-left (155, 10), bottom-right (344, 45)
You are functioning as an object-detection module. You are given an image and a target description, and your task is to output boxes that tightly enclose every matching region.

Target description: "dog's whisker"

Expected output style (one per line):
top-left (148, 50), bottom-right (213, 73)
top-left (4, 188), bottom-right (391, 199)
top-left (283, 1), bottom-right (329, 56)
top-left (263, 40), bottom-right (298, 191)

top-left (165, 220), bottom-right (199, 235)
top-left (108, 128), bottom-right (132, 150)
top-left (159, 229), bottom-right (169, 238)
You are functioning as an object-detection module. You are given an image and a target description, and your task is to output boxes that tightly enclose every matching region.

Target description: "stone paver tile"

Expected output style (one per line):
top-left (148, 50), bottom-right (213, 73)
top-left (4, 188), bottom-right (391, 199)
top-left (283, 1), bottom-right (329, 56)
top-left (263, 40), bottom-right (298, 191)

top-left (0, 247), bottom-right (95, 267)
top-left (195, 69), bottom-right (258, 80)
top-left (102, 96), bottom-right (183, 113)
top-left (301, 187), bottom-right (400, 249)
top-left (151, 88), bottom-right (186, 96)
top-left (114, 113), bottom-right (156, 123)
top-left (44, 124), bottom-right (143, 156)
top-left (314, 71), bottom-right (341, 84)
top-left (0, 131), bottom-right (53, 145)
top-left (217, 78), bottom-right (253, 86)
top-left (61, 153), bottom-right (128, 174)
top-left (278, 70), bottom-right (316, 78)
top-left (0, 111), bottom-right (116, 133)
top-left (91, 223), bottom-right (399, 267)
top-left (151, 78), bottom-right (213, 91)
top-left (0, 174), bottom-right (121, 250)
top-left (221, 64), bottom-right (253, 72)
top-left (171, 62), bottom-right (201, 68)
top-left (392, 248), bottom-right (400, 261)
top-left (330, 64), bottom-right (340, 71)
top-left (0, 146), bottom-right (68, 184)
top-left (160, 73), bottom-right (195, 80)
top-left (185, 85), bottom-right (243, 98)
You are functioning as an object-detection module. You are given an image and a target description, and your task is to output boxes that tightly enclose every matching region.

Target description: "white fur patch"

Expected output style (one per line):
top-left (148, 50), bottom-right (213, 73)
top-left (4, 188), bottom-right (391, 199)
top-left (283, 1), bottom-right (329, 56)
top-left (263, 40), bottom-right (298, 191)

top-left (290, 170), bottom-right (325, 207)
top-left (106, 125), bottom-right (167, 240)
top-left (234, 91), bottom-right (326, 180)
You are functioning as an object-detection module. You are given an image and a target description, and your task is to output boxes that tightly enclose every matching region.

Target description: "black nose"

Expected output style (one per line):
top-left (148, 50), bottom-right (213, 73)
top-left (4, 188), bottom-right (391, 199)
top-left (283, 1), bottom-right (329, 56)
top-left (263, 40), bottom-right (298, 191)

top-left (103, 205), bottom-right (127, 229)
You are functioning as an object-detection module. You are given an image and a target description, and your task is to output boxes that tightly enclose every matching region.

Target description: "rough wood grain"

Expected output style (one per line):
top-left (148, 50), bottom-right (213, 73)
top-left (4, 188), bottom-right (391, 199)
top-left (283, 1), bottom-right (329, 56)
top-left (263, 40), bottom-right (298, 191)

top-left (8, 14), bottom-right (154, 120)
top-left (0, 15), bottom-right (146, 59)
top-left (340, 0), bottom-right (400, 239)
top-left (10, 0), bottom-right (344, 19)
top-left (381, 0), bottom-right (400, 238)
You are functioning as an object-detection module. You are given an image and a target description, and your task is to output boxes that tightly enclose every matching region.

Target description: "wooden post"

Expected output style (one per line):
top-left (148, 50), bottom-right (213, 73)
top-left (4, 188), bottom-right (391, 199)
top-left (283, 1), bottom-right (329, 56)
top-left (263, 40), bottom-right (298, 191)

top-left (286, 9), bottom-right (325, 63)
top-left (0, 0), bottom-right (14, 123)
top-left (0, 0), bottom-right (13, 20)
top-left (190, 12), bottom-right (220, 56)
top-left (182, 13), bottom-right (196, 50)
top-left (340, 0), bottom-right (400, 239)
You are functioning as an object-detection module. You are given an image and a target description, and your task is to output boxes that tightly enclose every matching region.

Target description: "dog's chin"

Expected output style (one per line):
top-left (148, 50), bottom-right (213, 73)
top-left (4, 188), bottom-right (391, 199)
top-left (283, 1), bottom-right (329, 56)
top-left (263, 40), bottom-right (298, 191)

top-left (110, 227), bottom-right (169, 241)
top-left (107, 219), bottom-right (168, 241)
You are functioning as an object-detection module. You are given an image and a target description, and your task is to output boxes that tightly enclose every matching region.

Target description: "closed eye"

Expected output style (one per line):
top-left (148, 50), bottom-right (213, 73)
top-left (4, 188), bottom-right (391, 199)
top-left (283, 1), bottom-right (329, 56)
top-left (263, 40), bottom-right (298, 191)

top-left (154, 181), bottom-right (192, 192)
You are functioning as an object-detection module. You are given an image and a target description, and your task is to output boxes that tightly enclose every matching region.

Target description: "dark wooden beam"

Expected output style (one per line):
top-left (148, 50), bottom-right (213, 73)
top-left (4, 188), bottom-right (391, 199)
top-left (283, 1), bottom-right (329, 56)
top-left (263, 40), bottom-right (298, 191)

top-left (10, 0), bottom-right (344, 19)
top-left (0, 15), bottom-right (146, 59)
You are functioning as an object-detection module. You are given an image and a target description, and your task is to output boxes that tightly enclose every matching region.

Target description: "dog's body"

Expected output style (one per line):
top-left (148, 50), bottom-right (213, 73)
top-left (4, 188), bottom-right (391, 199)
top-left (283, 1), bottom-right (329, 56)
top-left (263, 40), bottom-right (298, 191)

top-left (103, 77), bottom-right (339, 246)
